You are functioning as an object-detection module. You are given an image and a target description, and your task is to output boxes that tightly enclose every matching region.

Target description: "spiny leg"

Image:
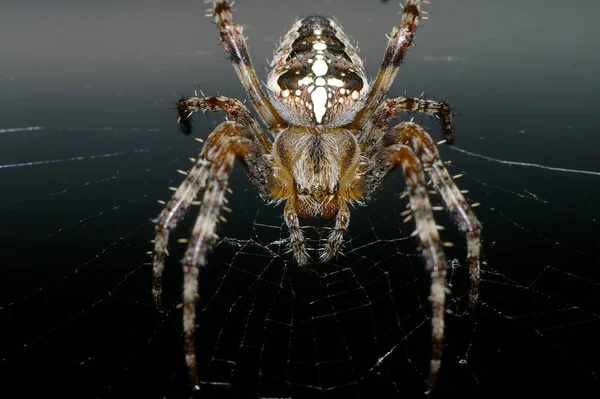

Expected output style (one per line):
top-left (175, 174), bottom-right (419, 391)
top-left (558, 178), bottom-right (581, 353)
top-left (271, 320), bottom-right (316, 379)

top-left (361, 96), bottom-right (454, 153)
top-left (369, 142), bottom-right (447, 392)
top-left (155, 98), bottom-right (273, 308)
top-left (153, 157), bottom-right (211, 307)
top-left (179, 121), bottom-right (269, 386)
top-left (206, 0), bottom-right (285, 130)
top-left (393, 122), bottom-right (482, 307)
top-left (178, 95), bottom-right (272, 150)
top-left (284, 199), bottom-right (310, 266)
top-left (153, 121), bottom-right (272, 384)
top-left (353, 0), bottom-right (424, 128)
top-left (319, 200), bottom-right (350, 262)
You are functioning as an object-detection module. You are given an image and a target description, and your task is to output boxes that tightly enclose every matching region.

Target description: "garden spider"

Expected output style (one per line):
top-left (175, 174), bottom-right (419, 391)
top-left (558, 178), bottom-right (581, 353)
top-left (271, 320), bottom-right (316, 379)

top-left (152, 0), bottom-right (481, 392)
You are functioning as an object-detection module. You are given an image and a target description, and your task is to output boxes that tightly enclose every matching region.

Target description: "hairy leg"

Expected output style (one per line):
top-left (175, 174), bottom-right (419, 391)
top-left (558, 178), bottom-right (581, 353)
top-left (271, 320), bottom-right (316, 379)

top-left (178, 95), bottom-right (272, 150)
top-left (181, 122), bottom-right (244, 386)
top-left (360, 96), bottom-right (454, 153)
top-left (155, 98), bottom-right (273, 308)
top-left (319, 200), bottom-right (350, 262)
top-left (206, 1), bottom-right (285, 130)
top-left (352, 0), bottom-right (424, 128)
top-left (366, 135), bottom-right (447, 391)
top-left (390, 122), bottom-right (482, 307)
top-left (153, 121), bottom-right (273, 386)
top-left (153, 156), bottom-right (210, 307)
top-left (284, 199), bottom-right (310, 266)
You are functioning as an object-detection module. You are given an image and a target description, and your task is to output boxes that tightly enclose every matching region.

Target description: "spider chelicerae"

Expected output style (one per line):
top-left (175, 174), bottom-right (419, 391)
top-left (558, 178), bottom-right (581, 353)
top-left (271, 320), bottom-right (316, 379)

top-left (152, 0), bottom-right (482, 392)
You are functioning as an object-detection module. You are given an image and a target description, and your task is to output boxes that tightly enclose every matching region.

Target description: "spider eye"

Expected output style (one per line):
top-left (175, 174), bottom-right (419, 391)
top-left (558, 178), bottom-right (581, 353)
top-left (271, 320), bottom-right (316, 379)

top-left (296, 183), bottom-right (309, 195)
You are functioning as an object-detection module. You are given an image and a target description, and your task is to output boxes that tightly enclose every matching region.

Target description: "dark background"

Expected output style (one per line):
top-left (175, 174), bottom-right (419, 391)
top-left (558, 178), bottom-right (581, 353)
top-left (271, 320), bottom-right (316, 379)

top-left (1, 0), bottom-right (599, 398)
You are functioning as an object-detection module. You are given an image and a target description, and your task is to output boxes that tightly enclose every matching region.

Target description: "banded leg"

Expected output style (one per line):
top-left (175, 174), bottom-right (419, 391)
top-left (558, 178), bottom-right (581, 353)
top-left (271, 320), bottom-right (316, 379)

top-left (178, 95), bottom-right (272, 150)
top-left (284, 199), bottom-right (310, 266)
top-left (153, 121), bottom-right (272, 385)
top-left (361, 96), bottom-right (454, 153)
top-left (153, 158), bottom-right (211, 307)
top-left (207, 0), bottom-right (285, 130)
top-left (368, 140), bottom-right (447, 391)
top-left (319, 200), bottom-right (350, 262)
top-left (155, 99), bottom-right (272, 307)
top-left (353, 0), bottom-right (423, 128)
top-left (178, 121), bottom-right (271, 385)
top-left (392, 122), bottom-right (482, 307)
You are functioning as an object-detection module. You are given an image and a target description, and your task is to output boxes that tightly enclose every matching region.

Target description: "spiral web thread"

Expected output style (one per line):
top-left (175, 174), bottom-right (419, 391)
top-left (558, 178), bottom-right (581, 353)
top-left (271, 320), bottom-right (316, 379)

top-left (0, 125), bottom-right (598, 397)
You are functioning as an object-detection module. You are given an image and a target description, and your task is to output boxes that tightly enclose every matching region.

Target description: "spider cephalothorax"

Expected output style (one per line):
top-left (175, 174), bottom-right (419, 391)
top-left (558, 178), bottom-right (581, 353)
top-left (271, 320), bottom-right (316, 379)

top-left (153, 0), bottom-right (482, 393)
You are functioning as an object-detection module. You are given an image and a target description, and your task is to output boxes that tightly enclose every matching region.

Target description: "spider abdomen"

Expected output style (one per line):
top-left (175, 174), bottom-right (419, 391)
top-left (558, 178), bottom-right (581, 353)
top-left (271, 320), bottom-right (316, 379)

top-left (267, 16), bottom-right (369, 127)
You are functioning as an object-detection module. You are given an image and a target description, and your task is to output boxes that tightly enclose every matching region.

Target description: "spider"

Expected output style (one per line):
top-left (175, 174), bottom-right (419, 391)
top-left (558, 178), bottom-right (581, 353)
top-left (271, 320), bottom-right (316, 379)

top-left (152, 0), bottom-right (481, 393)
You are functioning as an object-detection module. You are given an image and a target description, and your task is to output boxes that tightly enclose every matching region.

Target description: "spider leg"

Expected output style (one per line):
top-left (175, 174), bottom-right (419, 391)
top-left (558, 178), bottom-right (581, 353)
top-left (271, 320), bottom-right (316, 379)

top-left (360, 96), bottom-right (454, 151)
top-left (284, 199), bottom-right (310, 266)
top-left (208, 0), bottom-right (286, 131)
top-left (186, 121), bottom-right (271, 385)
top-left (319, 200), bottom-right (350, 262)
top-left (153, 121), bottom-right (272, 386)
top-left (178, 95), bottom-right (272, 150)
top-left (365, 134), bottom-right (447, 391)
top-left (365, 120), bottom-right (481, 298)
top-left (155, 97), bottom-right (273, 307)
top-left (352, 0), bottom-right (424, 128)
top-left (392, 122), bottom-right (482, 307)
top-left (153, 156), bottom-right (210, 307)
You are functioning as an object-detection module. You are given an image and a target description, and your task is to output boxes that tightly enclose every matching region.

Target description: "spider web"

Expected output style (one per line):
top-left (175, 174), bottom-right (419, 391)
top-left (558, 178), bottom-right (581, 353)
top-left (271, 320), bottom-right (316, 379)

top-left (2, 0), bottom-right (599, 398)
top-left (1, 118), bottom-right (597, 398)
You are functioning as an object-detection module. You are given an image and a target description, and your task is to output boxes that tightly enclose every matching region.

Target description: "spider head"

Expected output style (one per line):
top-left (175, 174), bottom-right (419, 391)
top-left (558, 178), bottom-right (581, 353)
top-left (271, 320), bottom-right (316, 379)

top-left (266, 16), bottom-right (369, 127)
